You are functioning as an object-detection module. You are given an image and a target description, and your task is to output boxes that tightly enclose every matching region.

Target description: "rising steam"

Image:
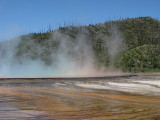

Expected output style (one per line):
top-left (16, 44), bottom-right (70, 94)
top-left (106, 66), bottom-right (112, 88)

top-left (0, 26), bottom-right (126, 77)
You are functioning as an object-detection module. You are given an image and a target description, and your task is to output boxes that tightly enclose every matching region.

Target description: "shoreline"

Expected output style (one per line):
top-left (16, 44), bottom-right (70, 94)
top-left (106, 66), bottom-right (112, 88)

top-left (0, 74), bottom-right (136, 80)
top-left (135, 73), bottom-right (160, 76)
top-left (0, 73), bottom-right (160, 80)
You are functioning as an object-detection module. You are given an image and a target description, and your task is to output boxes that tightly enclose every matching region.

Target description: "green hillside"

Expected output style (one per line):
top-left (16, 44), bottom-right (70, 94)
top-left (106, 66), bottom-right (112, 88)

top-left (2, 17), bottom-right (160, 72)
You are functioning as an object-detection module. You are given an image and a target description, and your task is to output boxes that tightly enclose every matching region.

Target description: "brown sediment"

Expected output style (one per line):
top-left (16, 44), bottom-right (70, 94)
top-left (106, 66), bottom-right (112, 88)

top-left (0, 85), bottom-right (160, 119)
top-left (1, 86), bottom-right (160, 104)
top-left (43, 88), bottom-right (160, 104)
top-left (0, 87), bottom-right (76, 112)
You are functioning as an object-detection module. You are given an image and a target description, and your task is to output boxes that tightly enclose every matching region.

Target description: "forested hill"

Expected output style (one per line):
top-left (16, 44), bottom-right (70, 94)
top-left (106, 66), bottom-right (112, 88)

top-left (1, 17), bottom-right (160, 72)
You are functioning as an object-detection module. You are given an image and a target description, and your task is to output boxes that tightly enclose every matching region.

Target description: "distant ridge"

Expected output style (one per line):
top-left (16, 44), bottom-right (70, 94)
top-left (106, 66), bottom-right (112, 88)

top-left (0, 16), bottom-right (160, 73)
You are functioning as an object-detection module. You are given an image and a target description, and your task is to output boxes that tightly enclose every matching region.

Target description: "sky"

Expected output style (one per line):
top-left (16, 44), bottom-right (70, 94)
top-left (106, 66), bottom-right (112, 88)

top-left (0, 0), bottom-right (160, 41)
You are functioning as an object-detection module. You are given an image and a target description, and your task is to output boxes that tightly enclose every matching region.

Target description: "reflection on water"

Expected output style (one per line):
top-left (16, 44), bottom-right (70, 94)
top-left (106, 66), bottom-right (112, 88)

top-left (0, 76), bottom-right (160, 120)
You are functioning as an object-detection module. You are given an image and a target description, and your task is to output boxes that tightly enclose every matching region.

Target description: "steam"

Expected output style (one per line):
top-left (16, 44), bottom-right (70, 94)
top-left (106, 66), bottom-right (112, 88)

top-left (48, 28), bottom-right (98, 76)
top-left (105, 25), bottom-right (126, 66)
top-left (0, 26), bottom-right (126, 77)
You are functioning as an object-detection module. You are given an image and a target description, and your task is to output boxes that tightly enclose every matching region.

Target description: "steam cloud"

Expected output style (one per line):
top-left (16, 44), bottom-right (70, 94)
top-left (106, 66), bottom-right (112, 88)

top-left (106, 25), bottom-right (126, 65)
top-left (0, 26), bottom-right (126, 77)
